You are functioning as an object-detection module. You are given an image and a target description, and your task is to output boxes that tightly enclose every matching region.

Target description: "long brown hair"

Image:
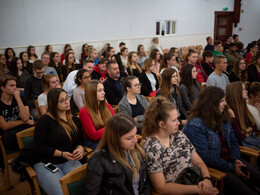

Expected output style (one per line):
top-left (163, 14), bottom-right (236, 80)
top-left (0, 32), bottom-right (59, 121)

top-left (231, 57), bottom-right (248, 82)
top-left (64, 52), bottom-right (76, 75)
top-left (137, 44), bottom-right (146, 58)
top-left (84, 80), bottom-right (112, 129)
top-left (42, 74), bottom-right (57, 91)
top-left (97, 113), bottom-right (145, 180)
top-left (226, 82), bottom-right (255, 132)
top-left (160, 52), bottom-right (175, 72)
top-left (47, 88), bottom-right (77, 140)
top-left (160, 68), bottom-right (178, 98)
top-left (142, 96), bottom-right (177, 138)
top-left (127, 52), bottom-right (142, 76)
top-left (189, 86), bottom-right (231, 132)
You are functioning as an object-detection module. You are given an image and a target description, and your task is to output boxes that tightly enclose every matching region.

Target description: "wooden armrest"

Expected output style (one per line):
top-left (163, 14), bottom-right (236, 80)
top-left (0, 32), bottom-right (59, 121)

top-left (240, 149), bottom-right (260, 158)
top-left (208, 167), bottom-right (226, 181)
top-left (136, 134), bottom-right (142, 142)
top-left (26, 166), bottom-right (37, 179)
top-left (239, 146), bottom-right (260, 154)
top-left (84, 146), bottom-right (94, 159)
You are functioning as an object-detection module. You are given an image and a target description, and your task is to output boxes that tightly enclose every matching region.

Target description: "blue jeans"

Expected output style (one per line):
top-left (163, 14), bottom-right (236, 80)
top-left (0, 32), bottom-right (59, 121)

top-left (84, 138), bottom-right (100, 150)
top-left (34, 160), bottom-right (82, 195)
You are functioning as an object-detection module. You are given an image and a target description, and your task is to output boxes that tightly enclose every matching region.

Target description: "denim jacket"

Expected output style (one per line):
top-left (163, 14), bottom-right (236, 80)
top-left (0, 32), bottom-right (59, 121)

top-left (183, 118), bottom-right (240, 172)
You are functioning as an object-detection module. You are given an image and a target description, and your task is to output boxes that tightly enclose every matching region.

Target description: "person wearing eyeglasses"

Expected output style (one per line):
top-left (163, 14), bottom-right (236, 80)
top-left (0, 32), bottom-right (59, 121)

top-left (118, 76), bottom-right (149, 135)
top-left (41, 52), bottom-right (58, 76)
top-left (34, 88), bottom-right (84, 195)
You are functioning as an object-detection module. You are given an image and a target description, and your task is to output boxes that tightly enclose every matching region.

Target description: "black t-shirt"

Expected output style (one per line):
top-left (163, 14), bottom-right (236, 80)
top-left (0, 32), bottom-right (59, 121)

top-left (130, 99), bottom-right (145, 118)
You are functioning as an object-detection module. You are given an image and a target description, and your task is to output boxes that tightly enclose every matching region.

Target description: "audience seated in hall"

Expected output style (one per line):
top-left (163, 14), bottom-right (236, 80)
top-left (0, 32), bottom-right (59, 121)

top-left (224, 43), bottom-right (242, 66)
top-left (143, 97), bottom-right (218, 195)
top-left (0, 75), bottom-right (34, 169)
top-left (160, 52), bottom-right (178, 75)
top-left (137, 44), bottom-right (149, 68)
top-left (206, 55), bottom-right (230, 92)
top-left (27, 45), bottom-right (38, 63)
top-left (247, 82), bottom-right (260, 132)
top-left (24, 60), bottom-right (44, 120)
top-left (245, 41), bottom-right (258, 65)
top-left (228, 57), bottom-right (247, 83)
top-left (116, 47), bottom-right (128, 72)
top-left (8, 57), bottom-right (30, 92)
top-left (156, 68), bottom-right (188, 127)
top-left (19, 52), bottom-right (33, 75)
top-left (223, 35), bottom-right (233, 52)
top-left (103, 60), bottom-right (127, 105)
top-left (247, 51), bottom-right (260, 83)
top-left (183, 49), bottom-right (207, 83)
top-left (63, 59), bottom-right (94, 97)
top-left (139, 58), bottom-right (159, 97)
top-left (0, 54), bottom-right (9, 76)
top-left (150, 49), bottom-right (161, 77)
top-left (179, 64), bottom-right (201, 112)
top-left (73, 69), bottom-right (91, 111)
top-left (91, 58), bottom-right (108, 82)
top-left (79, 80), bottom-right (114, 150)
top-left (127, 51), bottom-right (142, 77)
top-left (118, 76), bottom-right (149, 135)
top-left (37, 74), bottom-right (60, 116)
top-left (34, 88), bottom-right (84, 195)
top-left (85, 113), bottom-right (151, 194)
top-left (4, 48), bottom-right (16, 69)
top-left (49, 52), bottom-right (63, 82)
top-left (183, 86), bottom-right (260, 195)
top-left (41, 52), bottom-right (58, 76)
top-left (226, 82), bottom-right (260, 150)
top-left (204, 36), bottom-right (214, 51)
top-left (201, 50), bottom-right (215, 77)
top-left (60, 44), bottom-right (71, 65)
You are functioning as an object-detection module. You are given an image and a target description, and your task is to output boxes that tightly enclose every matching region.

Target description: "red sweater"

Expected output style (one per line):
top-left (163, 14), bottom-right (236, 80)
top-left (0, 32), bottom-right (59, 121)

top-left (79, 103), bottom-right (115, 141)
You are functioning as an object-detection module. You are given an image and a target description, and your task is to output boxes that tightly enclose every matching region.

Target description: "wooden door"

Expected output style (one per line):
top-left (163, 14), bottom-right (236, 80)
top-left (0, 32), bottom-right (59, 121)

top-left (214, 12), bottom-right (233, 42)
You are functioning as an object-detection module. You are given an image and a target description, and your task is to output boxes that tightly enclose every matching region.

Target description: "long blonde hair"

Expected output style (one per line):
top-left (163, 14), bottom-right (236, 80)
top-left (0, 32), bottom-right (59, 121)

top-left (97, 113), bottom-right (145, 180)
top-left (84, 80), bottom-right (112, 128)
top-left (127, 52), bottom-right (142, 76)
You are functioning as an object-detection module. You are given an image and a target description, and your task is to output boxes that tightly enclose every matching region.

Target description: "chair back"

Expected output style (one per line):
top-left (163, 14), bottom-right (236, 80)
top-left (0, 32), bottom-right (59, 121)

top-left (180, 47), bottom-right (188, 61)
top-left (16, 127), bottom-right (35, 150)
top-left (60, 163), bottom-right (87, 195)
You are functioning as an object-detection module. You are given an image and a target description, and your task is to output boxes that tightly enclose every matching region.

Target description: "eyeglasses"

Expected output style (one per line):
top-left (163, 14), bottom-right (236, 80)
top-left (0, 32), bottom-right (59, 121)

top-left (59, 96), bottom-right (69, 104)
top-left (132, 83), bottom-right (142, 88)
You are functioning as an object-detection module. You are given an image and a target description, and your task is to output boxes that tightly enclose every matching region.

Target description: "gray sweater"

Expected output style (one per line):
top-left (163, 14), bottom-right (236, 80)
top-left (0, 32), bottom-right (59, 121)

top-left (179, 83), bottom-right (201, 111)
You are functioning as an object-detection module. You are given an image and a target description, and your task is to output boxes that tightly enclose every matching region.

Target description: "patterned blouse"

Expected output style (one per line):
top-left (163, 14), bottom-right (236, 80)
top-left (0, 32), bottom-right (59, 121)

top-left (144, 131), bottom-right (195, 183)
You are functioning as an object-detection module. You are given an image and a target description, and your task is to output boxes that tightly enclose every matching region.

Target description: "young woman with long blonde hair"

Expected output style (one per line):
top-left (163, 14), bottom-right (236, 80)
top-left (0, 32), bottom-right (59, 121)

top-left (127, 51), bottom-right (142, 77)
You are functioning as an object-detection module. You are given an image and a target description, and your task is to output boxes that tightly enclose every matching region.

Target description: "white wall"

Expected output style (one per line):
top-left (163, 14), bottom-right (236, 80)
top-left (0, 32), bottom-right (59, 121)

top-left (0, 0), bottom-right (257, 58)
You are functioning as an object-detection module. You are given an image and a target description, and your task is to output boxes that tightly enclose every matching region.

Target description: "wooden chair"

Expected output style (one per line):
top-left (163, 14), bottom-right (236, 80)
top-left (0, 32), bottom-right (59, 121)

top-left (16, 127), bottom-right (42, 195)
top-left (59, 163), bottom-right (87, 195)
top-left (239, 146), bottom-right (260, 167)
top-left (196, 45), bottom-right (203, 63)
top-left (113, 105), bottom-right (119, 113)
top-left (180, 47), bottom-right (188, 61)
top-left (84, 146), bottom-right (93, 160)
top-left (145, 51), bottom-right (150, 56)
top-left (145, 96), bottom-right (154, 102)
top-left (34, 100), bottom-right (42, 119)
top-left (0, 135), bottom-right (20, 189)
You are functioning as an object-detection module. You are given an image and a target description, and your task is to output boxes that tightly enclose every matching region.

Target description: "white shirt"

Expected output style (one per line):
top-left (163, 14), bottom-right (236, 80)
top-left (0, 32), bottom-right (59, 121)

top-left (63, 70), bottom-right (78, 97)
top-left (146, 73), bottom-right (156, 91)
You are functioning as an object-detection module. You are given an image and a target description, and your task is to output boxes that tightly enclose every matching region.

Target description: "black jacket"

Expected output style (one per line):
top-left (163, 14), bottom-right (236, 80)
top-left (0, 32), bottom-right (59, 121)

top-left (139, 72), bottom-right (159, 96)
top-left (115, 53), bottom-right (125, 72)
top-left (85, 149), bottom-right (151, 195)
top-left (104, 72), bottom-right (127, 105)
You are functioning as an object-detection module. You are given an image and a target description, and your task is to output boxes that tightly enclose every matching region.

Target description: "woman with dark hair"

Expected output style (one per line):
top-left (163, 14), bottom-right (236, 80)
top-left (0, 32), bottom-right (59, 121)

top-left (8, 57), bottom-right (30, 91)
top-left (118, 76), bottom-right (149, 134)
top-left (79, 80), bottom-right (114, 150)
top-left (80, 43), bottom-right (88, 64)
top-left (139, 58), bottom-right (159, 97)
top-left (245, 41), bottom-right (258, 65)
top-left (127, 51), bottom-right (142, 77)
top-left (160, 52), bottom-right (178, 74)
top-left (0, 54), bottom-right (9, 76)
top-left (143, 97), bottom-right (217, 195)
top-left (150, 49), bottom-right (161, 77)
top-left (27, 45), bottom-right (38, 63)
top-left (247, 82), bottom-right (260, 131)
top-left (34, 88), bottom-right (84, 195)
top-left (157, 68), bottom-right (188, 126)
top-left (4, 47), bottom-right (16, 69)
top-left (50, 52), bottom-right (63, 81)
top-left (247, 50), bottom-right (260, 83)
top-left (44, 45), bottom-right (53, 54)
top-left (179, 64), bottom-right (201, 111)
top-left (183, 86), bottom-right (260, 195)
top-left (116, 47), bottom-right (128, 71)
top-left (85, 113), bottom-right (151, 194)
top-left (19, 52), bottom-right (33, 75)
top-left (60, 44), bottom-right (71, 65)
top-left (105, 46), bottom-right (116, 60)
top-left (62, 52), bottom-right (76, 80)
top-left (37, 74), bottom-right (60, 116)
top-left (226, 82), bottom-right (259, 149)
top-left (137, 44), bottom-right (149, 67)
top-left (228, 57), bottom-right (247, 82)
top-left (73, 69), bottom-right (91, 110)
top-left (169, 47), bottom-right (181, 69)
